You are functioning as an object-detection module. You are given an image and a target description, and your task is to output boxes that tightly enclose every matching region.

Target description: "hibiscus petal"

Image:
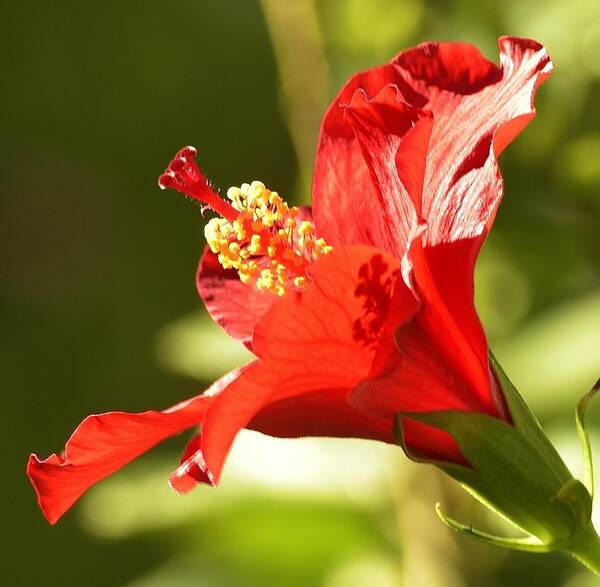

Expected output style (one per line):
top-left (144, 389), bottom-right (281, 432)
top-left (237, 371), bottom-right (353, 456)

top-left (403, 83), bottom-right (523, 421)
top-left (171, 388), bottom-right (398, 494)
top-left (172, 383), bottom-right (400, 495)
top-left (254, 245), bottom-right (402, 388)
top-left (413, 236), bottom-right (497, 409)
top-left (381, 37), bottom-right (550, 429)
top-left (248, 388), bottom-right (395, 443)
top-left (392, 36), bottom-right (552, 244)
top-left (340, 86), bottom-right (432, 259)
top-left (351, 308), bottom-right (486, 420)
top-left (172, 380), bottom-right (398, 496)
top-left (196, 246), bottom-right (276, 349)
top-left (398, 417), bottom-right (468, 466)
top-left (170, 363), bottom-right (271, 490)
top-left (393, 40), bottom-right (503, 95)
top-left (170, 360), bottom-right (317, 492)
top-left (171, 246), bottom-right (405, 492)
top-left (313, 79), bottom-right (431, 259)
top-left (26, 369), bottom-right (241, 524)
top-left (348, 238), bottom-right (500, 459)
top-left (349, 304), bottom-right (484, 466)
top-left (168, 433), bottom-right (211, 494)
top-left (350, 234), bottom-right (511, 465)
top-left (196, 207), bottom-right (315, 349)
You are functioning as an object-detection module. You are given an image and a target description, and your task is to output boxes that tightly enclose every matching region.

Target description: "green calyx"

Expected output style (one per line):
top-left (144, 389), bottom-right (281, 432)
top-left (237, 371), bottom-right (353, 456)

top-left (394, 353), bottom-right (600, 567)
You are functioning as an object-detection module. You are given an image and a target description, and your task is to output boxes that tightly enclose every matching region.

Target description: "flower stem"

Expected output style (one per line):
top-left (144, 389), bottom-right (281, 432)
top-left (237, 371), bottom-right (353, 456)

top-left (565, 525), bottom-right (600, 576)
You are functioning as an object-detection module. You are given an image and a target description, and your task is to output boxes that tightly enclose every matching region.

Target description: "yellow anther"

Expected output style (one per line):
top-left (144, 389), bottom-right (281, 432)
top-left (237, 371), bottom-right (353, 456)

top-left (261, 213), bottom-right (275, 227)
top-left (249, 181), bottom-right (266, 199)
top-left (204, 180), bottom-right (332, 296)
top-left (269, 192), bottom-right (283, 207)
top-left (298, 221), bottom-right (314, 236)
top-left (226, 187), bottom-right (244, 210)
top-left (226, 186), bottom-right (241, 199)
top-left (232, 219), bottom-right (246, 241)
top-left (248, 234), bottom-right (262, 255)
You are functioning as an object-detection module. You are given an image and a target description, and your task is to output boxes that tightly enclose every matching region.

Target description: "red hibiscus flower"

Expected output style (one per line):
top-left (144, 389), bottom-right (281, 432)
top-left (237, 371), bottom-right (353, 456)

top-left (27, 37), bottom-right (552, 525)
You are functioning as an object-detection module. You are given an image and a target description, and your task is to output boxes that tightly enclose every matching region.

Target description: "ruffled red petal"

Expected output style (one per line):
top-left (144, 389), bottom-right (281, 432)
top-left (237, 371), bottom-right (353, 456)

top-left (312, 79), bottom-right (431, 260)
top-left (351, 309), bottom-right (486, 419)
top-left (393, 41), bottom-right (503, 95)
top-left (392, 36), bottom-right (552, 244)
top-left (171, 359), bottom-right (329, 492)
top-left (196, 246), bottom-right (275, 350)
top-left (339, 86), bottom-right (432, 259)
top-left (347, 236), bottom-right (512, 464)
top-left (30, 246), bottom-right (407, 519)
top-left (196, 207), bottom-right (315, 350)
top-left (414, 237), bottom-right (501, 409)
top-left (315, 37), bottom-right (551, 251)
top-left (26, 369), bottom-right (241, 524)
top-left (170, 245), bottom-right (405, 492)
top-left (171, 387), bottom-right (397, 494)
top-left (399, 40), bottom-right (550, 428)
top-left (169, 388), bottom-right (396, 494)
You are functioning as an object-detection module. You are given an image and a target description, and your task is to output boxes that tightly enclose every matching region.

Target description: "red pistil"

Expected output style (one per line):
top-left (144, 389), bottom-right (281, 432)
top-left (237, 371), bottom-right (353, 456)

top-left (158, 146), bottom-right (238, 222)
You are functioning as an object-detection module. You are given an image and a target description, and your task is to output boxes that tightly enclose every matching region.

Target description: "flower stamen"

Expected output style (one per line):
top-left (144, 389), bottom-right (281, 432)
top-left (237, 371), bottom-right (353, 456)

top-left (159, 147), bottom-right (332, 295)
top-left (205, 181), bottom-right (332, 296)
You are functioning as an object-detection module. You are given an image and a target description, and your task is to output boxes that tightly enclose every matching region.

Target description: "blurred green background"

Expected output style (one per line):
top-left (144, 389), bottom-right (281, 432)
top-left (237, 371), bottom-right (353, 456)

top-left (3, 0), bottom-right (600, 585)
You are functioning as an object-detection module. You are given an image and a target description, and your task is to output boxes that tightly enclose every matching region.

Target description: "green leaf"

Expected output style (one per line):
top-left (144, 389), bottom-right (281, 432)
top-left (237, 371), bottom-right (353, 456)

top-left (576, 379), bottom-right (600, 497)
